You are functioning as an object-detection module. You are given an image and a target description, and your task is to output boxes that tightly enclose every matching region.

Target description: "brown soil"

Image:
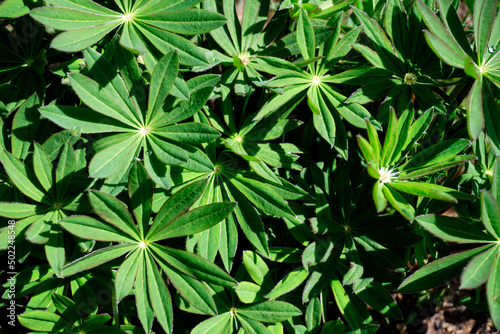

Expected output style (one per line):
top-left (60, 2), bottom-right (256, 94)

top-left (376, 279), bottom-right (499, 334)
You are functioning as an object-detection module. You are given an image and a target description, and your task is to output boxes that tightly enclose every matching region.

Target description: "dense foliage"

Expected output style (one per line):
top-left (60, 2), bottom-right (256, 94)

top-left (1, 0), bottom-right (500, 333)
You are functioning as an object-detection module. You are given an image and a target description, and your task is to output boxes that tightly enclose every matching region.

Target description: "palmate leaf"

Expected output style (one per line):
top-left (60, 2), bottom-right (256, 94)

top-left (41, 46), bottom-right (219, 186)
top-left (58, 163), bottom-right (236, 333)
top-left (30, 0), bottom-right (226, 65)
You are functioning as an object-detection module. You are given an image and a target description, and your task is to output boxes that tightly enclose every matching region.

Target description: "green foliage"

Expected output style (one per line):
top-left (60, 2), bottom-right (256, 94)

top-left (2, 0), bottom-right (500, 333)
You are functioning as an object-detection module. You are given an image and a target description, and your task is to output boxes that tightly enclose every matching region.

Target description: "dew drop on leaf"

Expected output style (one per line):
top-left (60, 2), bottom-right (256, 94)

top-left (146, 151), bottom-right (153, 156)
top-left (488, 46), bottom-right (496, 53)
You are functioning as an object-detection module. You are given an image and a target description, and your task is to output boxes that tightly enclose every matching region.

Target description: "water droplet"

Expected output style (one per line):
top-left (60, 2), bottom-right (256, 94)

top-left (488, 46), bottom-right (496, 53)
top-left (404, 73), bottom-right (417, 85)
top-left (146, 150), bottom-right (153, 156)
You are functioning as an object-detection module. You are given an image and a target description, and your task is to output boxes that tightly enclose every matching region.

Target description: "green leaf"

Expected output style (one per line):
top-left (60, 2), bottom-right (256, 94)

top-left (150, 202), bottom-right (235, 241)
top-left (238, 315), bottom-right (273, 334)
top-left (134, 22), bottom-right (208, 66)
top-left (468, 80), bottom-right (485, 140)
top-left (306, 297), bottom-right (322, 332)
top-left (241, 0), bottom-right (268, 51)
top-left (230, 175), bottom-right (295, 219)
top-left (2, 151), bottom-right (48, 204)
top-left (398, 244), bottom-right (493, 293)
top-left (148, 51), bottom-right (179, 118)
top-left (89, 190), bottom-right (140, 240)
top-left (0, 202), bottom-right (40, 219)
top-left (242, 250), bottom-right (271, 288)
top-left (33, 143), bottom-right (56, 199)
top-left (115, 248), bottom-right (140, 302)
top-left (69, 73), bottom-right (138, 127)
top-left (225, 182), bottom-right (269, 257)
top-left (137, 9), bottom-right (227, 35)
top-left (59, 215), bottom-right (137, 242)
top-left (11, 94), bottom-right (40, 160)
top-left (45, 221), bottom-right (66, 277)
top-left (18, 311), bottom-right (67, 332)
top-left (238, 301), bottom-right (302, 322)
top-left (253, 84), bottom-right (309, 121)
top-left (389, 181), bottom-right (457, 202)
top-left (481, 191), bottom-right (500, 239)
top-left (145, 254), bottom-right (173, 334)
top-left (128, 162), bottom-right (153, 238)
top-left (135, 252), bottom-right (154, 334)
top-left (152, 244), bottom-right (237, 287)
top-left (487, 253), bottom-right (500, 329)
top-left (403, 138), bottom-right (470, 171)
top-left (88, 133), bottom-right (139, 178)
top-left (0, 0), bottom-right (30, 18)
top-left (353, 7), bottom-right (402, 66)
top-left (383, 185), bottom-right (415, 221)
top-left (330, 275), bottom-right (361, 330)
top-left (51, 22), bottom-right (121, 52)
top-left (55, 142), bottom-right (75, 201)
top-left (51, 293), bottom-right (81, 325)
top-left (425, 30), bottom-right (466, 69)
top-left (460, 245), bottom-right (499, 289)
top-left (416, 214), bottom-right (496, 243)
top-left (155, 123), bottom-right (220, 143)
top-left (161, 263), bottom-right (217, 316)
top-left (266, 267), bottom-right (308, 299)
top-left (416, 0), bottom-right (466, 58)
top-left (147, 135), bottom-right (189, 165)
top-left (236, 281), bottom-right (266, 303)
top-left (191, 313), bottom-right (231, 334)
top-left (62, 244), bottom-right (136, 277)
top-left (297, 8), bottom-right (315, 66)
top-left (148, 179), bottom-right (208, 238)
top-left (30, 7), bottom-right (120, 30)
top-left (474, 0), bottom-right (498, 64)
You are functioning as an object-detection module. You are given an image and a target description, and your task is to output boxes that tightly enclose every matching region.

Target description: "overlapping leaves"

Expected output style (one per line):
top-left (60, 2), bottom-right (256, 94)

top-left (30, 0), bottom-right (226, 66)
top-left (59, 163), bottom-right (236, 333)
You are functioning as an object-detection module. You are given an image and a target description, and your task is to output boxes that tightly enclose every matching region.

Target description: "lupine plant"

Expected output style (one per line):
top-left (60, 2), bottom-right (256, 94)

top-left (1, 0), bottom-right (500, 333)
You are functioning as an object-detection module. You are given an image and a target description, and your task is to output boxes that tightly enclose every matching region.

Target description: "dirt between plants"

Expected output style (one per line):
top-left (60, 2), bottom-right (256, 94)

top-left (376, 279), bottom-right (499, 334)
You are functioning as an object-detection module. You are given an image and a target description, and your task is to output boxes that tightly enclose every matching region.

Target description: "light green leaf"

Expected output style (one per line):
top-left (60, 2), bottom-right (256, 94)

top-left (155, 123), bottom-right (220, 143)
top-left (50, 22), bottom-right (121, 52)
top-left (148, 51), bottom-right (179, 118)
top-left (236, 281), bottom-right (266, 304)
top-left (137, 9), bottom-right (227, 35)
top-left (148, 179), bottom-right (208, 238)
top-left (88, 190), bottom-right (140, 240)
top-left (461, 245), bottom-right (499, 289)
top-left (266, 267), bottom-right (308, 299)
top-left (416, 214), bottom-right (496, 243)
top-left (115, 249), bottom-right (140, 302)
top-left (18, 311), bottom-right (67, 332)
top-left (238, 301), bottom-right (302, 322)
top-left (150, 202), bottom-right (236, 241)
top-left (88, 133), bottom-right (139, 178)
top-left (191, 313), bottom-right (231, 334)
top-left (145, 254), bottom-right (173, 334)
top-left (30, 7), bottom-right (120, 30)
top-left (297, 8), bottom-right (315, 65)
top-left (152, 244), bottom-right (237, 287)
top-left (487, 252), bottom-right (500, 329)
top-left (2, 151), bottom-right (48, 204)
top-left (59, 215), bottom-right (137, 242)
top-left (481, 190), bottom-right (500, 239)
top-left (62, 244), bottom-right (136, 277)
